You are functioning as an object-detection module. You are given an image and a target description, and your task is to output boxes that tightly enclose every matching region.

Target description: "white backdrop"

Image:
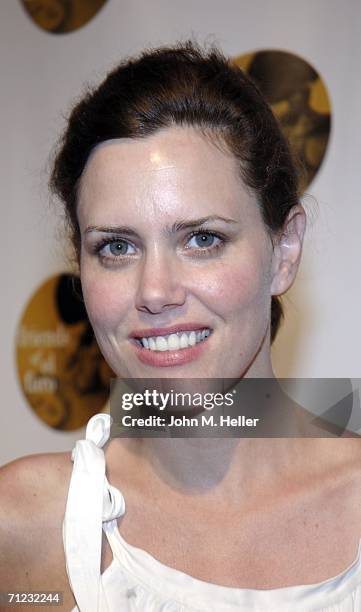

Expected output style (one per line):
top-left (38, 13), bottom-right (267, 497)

top-left (1, 0), bottom-right (360, 464)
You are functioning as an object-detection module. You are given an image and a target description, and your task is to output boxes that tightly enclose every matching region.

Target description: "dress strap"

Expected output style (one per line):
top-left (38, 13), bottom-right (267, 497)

top-left (62, 413), bottom-right (125, 612)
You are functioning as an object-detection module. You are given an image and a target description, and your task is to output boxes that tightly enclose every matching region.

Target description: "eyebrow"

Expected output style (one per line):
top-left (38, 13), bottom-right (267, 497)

top-left (84, 215), bottom-right (239, 236)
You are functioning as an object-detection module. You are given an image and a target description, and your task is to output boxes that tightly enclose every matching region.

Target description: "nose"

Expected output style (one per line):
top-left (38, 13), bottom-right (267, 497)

top-left (135, 247), bottom-right (186, 315)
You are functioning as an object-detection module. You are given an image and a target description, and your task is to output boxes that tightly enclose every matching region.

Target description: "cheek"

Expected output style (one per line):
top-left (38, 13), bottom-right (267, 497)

top-left (81, 268), bottom-right (133, 333)
top-left (193, 251), bottom-right (272, 321)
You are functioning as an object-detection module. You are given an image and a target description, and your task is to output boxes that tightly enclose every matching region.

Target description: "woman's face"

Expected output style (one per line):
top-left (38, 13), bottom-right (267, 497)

top-left (78, 127), bottom-right (278, 380)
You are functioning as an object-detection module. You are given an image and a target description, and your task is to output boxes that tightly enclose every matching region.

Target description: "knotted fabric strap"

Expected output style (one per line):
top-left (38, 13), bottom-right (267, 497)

top-left (63, 413), bottom-right (125, 612)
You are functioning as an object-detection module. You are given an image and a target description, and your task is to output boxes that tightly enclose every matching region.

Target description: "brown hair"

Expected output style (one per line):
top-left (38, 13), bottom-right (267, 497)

top-left (50, 41), bottom-right (300, 342)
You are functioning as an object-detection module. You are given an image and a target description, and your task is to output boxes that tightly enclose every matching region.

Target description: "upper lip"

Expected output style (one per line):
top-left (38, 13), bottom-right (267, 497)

top-left (130, 323), bottom-right (212, 339)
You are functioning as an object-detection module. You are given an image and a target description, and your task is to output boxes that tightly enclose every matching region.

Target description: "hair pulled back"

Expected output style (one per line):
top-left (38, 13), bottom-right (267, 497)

top-left (50, 41), bottom-right (300, 343)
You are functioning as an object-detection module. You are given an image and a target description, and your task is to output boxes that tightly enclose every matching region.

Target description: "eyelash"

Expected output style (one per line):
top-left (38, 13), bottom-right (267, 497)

top-left (93, 230), bottom-right (228, 265)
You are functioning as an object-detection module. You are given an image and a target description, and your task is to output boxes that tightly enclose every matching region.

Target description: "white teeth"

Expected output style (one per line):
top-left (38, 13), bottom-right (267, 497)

top-left (148, 337), bottom-right (157, 351)
top-left (188, 331), bottom-right (196, 346)
top-left (180, 333), bottom-right (189, 349)
top-left (138, 328), bottom-right (211, 352)
top-left (167, 333), bottom-right (180, 350)
top-left (155, 336), bottom-right (168, 351)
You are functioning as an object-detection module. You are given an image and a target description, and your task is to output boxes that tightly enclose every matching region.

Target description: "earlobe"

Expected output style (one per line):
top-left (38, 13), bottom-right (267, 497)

top-left (270, 204), bottom-right (306, 296)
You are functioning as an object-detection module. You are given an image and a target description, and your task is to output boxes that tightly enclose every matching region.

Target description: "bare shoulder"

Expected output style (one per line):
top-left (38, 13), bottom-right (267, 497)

top-left (0, 451), bottom-right (75, 604)
top-left (0, 450), bottom-right (72, 522)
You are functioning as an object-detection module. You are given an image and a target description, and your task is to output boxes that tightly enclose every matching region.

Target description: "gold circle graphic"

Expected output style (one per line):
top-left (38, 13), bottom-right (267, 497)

top-left (21, 0), bottom-right (108, 34)
top-left (232, 49), bottom-right (332, 192)
top-left (16, 274), bottom-right (113, 430)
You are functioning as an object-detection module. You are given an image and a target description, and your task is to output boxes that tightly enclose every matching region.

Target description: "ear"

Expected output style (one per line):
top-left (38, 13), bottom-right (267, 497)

top-left (270, 204), bottom-right (306, 296)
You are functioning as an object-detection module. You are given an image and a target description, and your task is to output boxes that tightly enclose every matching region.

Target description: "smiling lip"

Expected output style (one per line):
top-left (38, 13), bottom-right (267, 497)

top-left (129, 323), bottom-right (211, 339)
top-left (129, 323), bottom-right (212, 368)
top-left (130, 333), bottom-right (211, 367)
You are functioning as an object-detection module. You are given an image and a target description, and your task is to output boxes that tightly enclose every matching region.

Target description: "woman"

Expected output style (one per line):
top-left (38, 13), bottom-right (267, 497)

top-left (1, 42), bottom-right (361, 611)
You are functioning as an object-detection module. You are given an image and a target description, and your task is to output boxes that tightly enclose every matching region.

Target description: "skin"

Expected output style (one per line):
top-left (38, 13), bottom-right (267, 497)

top-left (77, 127), bottom-right (361, 585)
top-left (78, 126), bottom-right (305, 381)
top-left (1, 127), bottom-right (360, 608)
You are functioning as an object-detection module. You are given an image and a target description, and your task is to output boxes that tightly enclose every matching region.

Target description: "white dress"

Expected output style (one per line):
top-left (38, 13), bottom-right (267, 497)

top-left (63, 413), bottom-right (361, 611)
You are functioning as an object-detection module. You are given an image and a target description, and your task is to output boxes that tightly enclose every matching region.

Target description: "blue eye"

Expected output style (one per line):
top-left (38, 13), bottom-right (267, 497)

top-left (93, 229), bottom-right (228, 267)
top-left (98, 239), bottom-right (136, 258)
top-left (186, 231), bottom-right (222, 250)
top-left (108, 240), bottom-right (131, 256)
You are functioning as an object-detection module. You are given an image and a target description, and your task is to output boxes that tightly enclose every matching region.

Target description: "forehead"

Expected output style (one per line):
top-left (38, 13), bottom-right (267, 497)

top-left (77, 126), bottom-right (260, 229)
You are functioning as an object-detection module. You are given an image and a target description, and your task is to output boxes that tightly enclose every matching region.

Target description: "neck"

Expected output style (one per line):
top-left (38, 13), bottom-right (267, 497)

top-left (131, 380), bottom-right (312, 503)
